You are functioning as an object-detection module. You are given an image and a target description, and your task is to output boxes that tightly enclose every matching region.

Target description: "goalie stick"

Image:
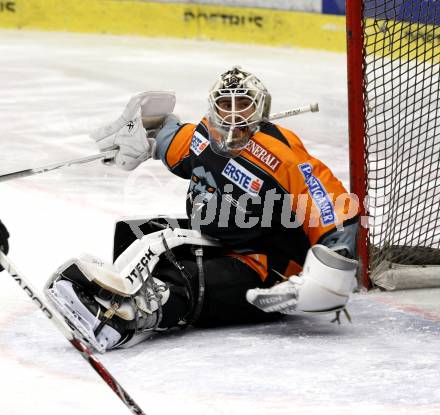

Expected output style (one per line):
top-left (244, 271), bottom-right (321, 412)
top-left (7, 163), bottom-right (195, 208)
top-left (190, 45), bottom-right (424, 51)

top-left (0, 103), bottom-right (319, 183)
top-left (0, 251), bottom-right (146, 415)
top-left (269, 102), bottom-right (319, 121)
top-left (0, 148), bottom-right (118, 183)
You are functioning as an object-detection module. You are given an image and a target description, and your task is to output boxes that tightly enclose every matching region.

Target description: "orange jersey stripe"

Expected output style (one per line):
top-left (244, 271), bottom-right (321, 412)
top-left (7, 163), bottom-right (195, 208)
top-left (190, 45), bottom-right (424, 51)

top-left (165, 123), bottom-right (195, 169)
top-left (227, 252), bottom-right (269, 281)
top-left (284, 259), bottom-right (303, 278)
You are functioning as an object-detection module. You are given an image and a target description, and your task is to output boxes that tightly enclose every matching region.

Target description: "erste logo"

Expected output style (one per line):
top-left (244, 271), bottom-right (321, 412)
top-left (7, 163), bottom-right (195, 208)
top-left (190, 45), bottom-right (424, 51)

top-left (190, 132), bottom-right (209, 156)
top-left (222, 159), bottom-right (263, 196)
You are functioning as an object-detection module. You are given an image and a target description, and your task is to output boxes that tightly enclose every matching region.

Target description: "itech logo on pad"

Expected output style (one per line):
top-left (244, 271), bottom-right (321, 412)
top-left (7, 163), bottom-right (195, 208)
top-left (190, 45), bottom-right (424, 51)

top-left (222, 159), bottom-right (263, 196)
top-left (190, 132), bottom-right (209, 156)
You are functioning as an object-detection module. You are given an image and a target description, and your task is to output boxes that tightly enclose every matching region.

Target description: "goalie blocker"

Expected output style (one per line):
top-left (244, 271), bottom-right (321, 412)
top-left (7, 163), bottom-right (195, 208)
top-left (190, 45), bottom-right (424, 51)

top-left (45, 218), bottom-right (358, 352)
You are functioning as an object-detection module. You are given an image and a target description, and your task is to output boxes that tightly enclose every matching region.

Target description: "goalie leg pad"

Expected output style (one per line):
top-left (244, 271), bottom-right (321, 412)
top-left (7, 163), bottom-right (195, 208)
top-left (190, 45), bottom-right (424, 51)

top-left (294, 245), bottom-right (358, 312)
top-left (45, 259), bottom-right (170, 352)
top-left (246, 245), bottom-right (358, 315)
top-left (48, 278), bottom-right (123, 352)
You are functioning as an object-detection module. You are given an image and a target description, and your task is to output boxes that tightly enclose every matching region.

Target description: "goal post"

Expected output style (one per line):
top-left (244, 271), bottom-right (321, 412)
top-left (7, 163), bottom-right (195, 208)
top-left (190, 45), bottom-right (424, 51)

top-left (346, 0), bottom-right (440, 290)
top-left (346, 0), bottom-right (370, 289)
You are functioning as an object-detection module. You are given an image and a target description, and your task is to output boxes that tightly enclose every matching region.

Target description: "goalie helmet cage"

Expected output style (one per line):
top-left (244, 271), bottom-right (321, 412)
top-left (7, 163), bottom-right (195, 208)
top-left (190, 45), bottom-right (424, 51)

top-left (346, 0), bottom-right (440, 290)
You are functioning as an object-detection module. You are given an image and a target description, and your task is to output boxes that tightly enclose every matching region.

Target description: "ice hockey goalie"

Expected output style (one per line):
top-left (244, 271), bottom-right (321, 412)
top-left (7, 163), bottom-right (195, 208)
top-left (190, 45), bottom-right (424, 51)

top-left (45, 66), bottom-right (359, 352)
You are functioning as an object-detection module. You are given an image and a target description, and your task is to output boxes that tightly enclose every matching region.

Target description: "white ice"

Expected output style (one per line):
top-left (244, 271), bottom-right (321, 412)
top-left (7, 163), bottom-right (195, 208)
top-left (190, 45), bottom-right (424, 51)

top-left (0, 29), bottom-right (440, 415)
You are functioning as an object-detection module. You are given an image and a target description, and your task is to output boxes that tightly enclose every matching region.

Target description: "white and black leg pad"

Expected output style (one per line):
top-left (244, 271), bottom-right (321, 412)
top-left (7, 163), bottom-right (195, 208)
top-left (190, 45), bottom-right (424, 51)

top-left (45, 260), bottom-right (125, 353)
top-left (246, 245), bottom-right (358, 315)
top-left (45, 258), bottom-right (169, 353)
top-left (48, 277), bottom-right (123, 352)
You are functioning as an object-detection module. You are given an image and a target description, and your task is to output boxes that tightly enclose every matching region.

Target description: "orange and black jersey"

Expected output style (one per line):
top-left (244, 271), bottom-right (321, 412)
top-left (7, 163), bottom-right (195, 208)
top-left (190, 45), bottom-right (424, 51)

top-left (155, 118), bottom-right (359, 282)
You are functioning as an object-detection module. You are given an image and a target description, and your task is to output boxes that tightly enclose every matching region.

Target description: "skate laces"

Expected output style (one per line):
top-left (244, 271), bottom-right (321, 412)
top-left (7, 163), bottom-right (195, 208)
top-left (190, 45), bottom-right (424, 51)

top-left (94, 294), bottom-right (122, 337)
top-left (94, 262), bottom-right (166, 337)
top-left (132, 261), bottom-right (164, 334)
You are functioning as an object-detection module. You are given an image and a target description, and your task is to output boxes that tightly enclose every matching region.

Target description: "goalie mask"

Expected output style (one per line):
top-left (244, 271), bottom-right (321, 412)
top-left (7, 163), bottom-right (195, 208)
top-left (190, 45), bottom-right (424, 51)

top-left (207, 66), bottom-right (271, 158)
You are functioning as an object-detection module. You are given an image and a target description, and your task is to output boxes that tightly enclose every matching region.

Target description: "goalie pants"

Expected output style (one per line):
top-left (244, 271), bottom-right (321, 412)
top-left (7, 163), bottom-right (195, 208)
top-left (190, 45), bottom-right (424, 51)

top-left (155, 255), bottom-right (282, 328)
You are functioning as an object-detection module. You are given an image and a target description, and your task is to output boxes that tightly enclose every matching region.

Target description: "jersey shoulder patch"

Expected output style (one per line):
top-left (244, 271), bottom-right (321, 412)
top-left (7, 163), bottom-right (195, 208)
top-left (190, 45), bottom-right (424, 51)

top-left (190, 131), bottom-right (209, 156)
top-left (298, 162), bottom-right (337, 226)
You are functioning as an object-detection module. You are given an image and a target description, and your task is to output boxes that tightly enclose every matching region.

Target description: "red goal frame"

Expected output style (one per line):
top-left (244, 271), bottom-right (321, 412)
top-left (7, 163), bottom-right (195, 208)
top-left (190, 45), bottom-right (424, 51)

top-left (346, 0), bottom-right (370, 288)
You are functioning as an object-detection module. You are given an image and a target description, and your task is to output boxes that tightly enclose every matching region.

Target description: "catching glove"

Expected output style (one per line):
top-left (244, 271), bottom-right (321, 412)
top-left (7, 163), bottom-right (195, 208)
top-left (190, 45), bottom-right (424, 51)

top-left (91, 91), bottom-right (176, 171)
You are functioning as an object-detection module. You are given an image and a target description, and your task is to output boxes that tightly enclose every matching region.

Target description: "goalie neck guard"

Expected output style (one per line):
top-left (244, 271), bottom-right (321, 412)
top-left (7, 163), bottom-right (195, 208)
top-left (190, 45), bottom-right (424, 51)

top-left (207, 66), bottom-right (271, 158)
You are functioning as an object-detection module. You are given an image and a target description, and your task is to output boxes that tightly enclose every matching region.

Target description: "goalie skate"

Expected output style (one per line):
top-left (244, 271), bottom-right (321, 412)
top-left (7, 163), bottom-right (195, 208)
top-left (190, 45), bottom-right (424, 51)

top-left (246, 280), bottom-right (298, 314)
top-left (47, 279), bottom-right (122, 353)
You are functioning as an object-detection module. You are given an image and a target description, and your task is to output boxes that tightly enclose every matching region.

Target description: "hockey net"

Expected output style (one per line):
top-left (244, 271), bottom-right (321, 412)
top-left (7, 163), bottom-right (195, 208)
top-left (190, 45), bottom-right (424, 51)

top-left (347, 1), bottom-right (440, 290)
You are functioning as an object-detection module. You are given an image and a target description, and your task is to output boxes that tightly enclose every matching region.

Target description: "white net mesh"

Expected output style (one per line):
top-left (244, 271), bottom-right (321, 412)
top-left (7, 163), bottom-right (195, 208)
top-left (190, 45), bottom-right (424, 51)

top-left (362, 0), bottom-right (440, 289)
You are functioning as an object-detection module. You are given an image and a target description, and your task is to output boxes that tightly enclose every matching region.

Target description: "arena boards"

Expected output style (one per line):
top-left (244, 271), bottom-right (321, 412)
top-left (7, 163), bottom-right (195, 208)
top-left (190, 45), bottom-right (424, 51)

top-left (0, 0), bottom-right (346, 51)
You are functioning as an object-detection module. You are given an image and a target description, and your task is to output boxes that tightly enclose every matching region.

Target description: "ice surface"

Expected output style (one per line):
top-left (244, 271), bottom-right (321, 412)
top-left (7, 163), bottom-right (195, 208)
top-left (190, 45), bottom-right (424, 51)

top-left (0, 29), bottom-right (439, 415)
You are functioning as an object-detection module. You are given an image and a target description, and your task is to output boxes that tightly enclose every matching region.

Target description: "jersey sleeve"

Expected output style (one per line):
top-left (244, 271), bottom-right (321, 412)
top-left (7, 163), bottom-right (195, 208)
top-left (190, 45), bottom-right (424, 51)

top-left (279, 127), bottom-right (360, 246)
top-left (155, 115), bottom-right (195, 179)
